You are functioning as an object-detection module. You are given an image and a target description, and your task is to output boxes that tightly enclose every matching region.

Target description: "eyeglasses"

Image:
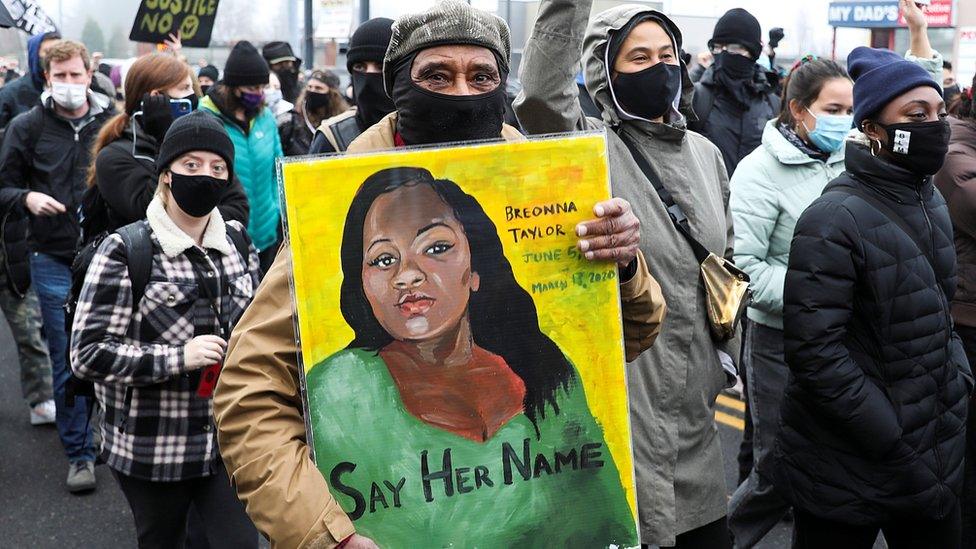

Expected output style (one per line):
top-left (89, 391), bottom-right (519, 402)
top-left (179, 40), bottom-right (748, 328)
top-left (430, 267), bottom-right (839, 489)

top-left (710, 43), bottom-right (751, 57)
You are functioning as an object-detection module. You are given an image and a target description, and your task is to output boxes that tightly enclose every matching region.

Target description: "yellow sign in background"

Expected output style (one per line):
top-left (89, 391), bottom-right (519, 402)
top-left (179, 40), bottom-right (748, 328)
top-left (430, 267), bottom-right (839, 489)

top-left (281, 133), bottom-right (636, 517)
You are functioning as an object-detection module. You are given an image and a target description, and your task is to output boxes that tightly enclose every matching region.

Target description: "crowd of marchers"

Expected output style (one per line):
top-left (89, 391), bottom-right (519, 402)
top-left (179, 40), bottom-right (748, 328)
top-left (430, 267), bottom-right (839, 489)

top-left (1, 0), bottom-right (975, 548)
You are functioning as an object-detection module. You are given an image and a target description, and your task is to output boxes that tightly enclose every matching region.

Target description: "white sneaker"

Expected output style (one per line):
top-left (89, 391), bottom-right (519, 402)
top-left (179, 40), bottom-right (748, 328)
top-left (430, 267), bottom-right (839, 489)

top-left (30, 399), bottom-right (56, 425)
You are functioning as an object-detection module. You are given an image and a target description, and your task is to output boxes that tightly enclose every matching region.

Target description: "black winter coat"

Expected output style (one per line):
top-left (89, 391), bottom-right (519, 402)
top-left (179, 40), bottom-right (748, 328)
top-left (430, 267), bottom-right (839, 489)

top-left (0, 96), bottom-right (115, 262)
top-left (775, 142), bottom-right (973, 524)
top-left (277, 110), bottom-right (314, 157)
top-left (86, 119), bottom-right (250, 238)
top-left (0, 75), bottom-right (42, 130)
top-left (689, 66), bottom-right (779, 177)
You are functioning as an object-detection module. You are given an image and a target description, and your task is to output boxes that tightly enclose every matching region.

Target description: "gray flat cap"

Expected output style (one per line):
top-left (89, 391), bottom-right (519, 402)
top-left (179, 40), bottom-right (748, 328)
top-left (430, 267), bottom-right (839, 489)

top-left (384, 0), bottom-right (512, 93)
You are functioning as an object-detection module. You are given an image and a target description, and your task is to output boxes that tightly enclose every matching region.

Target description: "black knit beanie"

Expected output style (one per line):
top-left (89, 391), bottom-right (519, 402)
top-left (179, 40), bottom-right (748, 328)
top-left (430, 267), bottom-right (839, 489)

top-left (198, 65), bottom-right (219, 82)
top-left (157, 111), bottom-right (235, 182)
top-left (347, 17), bottom-right (394, 73)
top-left (708, 8), bottom-right (762, 60)
top-left (223, 41), bottom-right (270, 87)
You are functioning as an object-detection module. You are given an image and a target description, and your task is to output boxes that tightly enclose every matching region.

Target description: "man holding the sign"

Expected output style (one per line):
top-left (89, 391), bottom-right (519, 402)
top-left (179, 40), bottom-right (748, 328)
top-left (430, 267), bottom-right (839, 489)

top-left (214, 2), bottom-right (667, 547)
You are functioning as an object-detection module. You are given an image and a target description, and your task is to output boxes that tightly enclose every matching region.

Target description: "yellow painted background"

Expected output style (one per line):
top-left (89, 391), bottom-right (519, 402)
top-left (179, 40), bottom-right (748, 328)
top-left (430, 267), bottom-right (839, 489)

top-left (281, 134), bottom-right (636, 516)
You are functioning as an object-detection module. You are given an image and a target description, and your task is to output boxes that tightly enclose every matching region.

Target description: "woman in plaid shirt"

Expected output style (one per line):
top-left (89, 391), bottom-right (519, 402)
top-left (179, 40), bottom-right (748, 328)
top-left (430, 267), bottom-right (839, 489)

top-left (70, 111), bottom-right (261, 549)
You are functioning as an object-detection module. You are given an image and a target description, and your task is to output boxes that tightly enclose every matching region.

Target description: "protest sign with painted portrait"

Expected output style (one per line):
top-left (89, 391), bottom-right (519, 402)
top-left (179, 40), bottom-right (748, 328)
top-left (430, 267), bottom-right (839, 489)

top-left (280, 134), bottom-right (638, 548)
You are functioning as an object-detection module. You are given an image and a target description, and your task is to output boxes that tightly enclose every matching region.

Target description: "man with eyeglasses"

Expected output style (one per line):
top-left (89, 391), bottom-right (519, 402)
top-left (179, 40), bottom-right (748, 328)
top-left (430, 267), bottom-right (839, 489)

top-left (688, 8), bottom-right (780, 178)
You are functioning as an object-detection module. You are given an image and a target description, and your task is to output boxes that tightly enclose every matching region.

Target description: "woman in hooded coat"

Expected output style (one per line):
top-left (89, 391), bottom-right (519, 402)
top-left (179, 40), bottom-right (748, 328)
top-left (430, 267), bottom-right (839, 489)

top-left (516, 1), bottom-right (737, 547)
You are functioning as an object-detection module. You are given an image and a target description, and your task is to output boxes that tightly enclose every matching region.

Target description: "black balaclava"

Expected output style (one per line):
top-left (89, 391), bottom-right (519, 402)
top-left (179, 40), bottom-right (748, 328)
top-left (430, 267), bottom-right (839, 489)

top-left (392, 52), bottom-right (508, 146)
top-left (353, 72), bottom-right (396, 130)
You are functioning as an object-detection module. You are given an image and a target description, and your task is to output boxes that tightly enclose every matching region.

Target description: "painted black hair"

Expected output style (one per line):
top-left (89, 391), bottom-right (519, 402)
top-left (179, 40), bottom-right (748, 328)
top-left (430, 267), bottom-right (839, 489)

top-left (777, 58), bottom-right (850, 128)
top-left (338, 167), bottom-right (575, 433)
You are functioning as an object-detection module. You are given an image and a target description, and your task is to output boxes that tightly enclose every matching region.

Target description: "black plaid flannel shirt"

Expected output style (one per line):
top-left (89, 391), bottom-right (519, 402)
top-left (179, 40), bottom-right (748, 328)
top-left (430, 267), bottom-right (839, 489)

top-left (70, 220), bottom-right (260, 481)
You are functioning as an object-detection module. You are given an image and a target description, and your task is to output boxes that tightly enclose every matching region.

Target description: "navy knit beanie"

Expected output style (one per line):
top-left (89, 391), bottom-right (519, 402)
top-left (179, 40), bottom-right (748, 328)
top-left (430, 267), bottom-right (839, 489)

top-left (848, 47), bottom-right (941, 129)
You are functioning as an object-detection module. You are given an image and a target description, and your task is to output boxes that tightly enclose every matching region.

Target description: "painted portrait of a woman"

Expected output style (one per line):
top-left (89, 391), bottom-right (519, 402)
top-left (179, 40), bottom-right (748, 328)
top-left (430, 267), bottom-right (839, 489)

top-left (304, 167), bottom-right (636, 547)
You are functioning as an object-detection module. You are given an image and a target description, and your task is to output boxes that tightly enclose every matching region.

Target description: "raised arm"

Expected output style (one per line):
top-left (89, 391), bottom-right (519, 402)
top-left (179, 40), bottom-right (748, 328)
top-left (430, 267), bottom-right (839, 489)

top-left (513, 0), bottom-right (595, 134)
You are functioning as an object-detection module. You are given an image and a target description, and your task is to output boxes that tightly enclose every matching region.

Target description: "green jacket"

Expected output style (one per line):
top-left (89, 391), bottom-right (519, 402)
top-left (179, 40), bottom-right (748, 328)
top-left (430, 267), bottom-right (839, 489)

top-left (199, 96), bottom-right (283, 252)
top-left (730, 120), bottom-right (845, 330)
top-left (305, 349), bottom-right (637, 548)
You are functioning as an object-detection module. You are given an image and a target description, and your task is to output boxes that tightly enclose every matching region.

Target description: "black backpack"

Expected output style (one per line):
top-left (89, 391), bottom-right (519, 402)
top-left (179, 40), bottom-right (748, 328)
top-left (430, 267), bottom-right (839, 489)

top-left (64, 220), bottom-right (249, 406)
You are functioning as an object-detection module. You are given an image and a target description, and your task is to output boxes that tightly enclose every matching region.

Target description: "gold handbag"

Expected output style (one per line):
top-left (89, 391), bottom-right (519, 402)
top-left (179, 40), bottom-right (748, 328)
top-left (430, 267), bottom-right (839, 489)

top-left (700, 253), bottom-right (751, 341)
top-left (617, 130), bottom-right (750, 342)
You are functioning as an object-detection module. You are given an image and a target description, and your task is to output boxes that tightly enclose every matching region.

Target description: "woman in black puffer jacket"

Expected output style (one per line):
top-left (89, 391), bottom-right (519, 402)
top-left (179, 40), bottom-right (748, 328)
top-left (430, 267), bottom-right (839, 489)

top-left (777, 46), bottom-right (972, 549)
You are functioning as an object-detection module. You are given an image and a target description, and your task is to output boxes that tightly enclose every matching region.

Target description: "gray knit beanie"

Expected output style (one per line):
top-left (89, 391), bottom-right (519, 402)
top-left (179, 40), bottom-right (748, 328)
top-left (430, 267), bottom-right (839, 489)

top-left (384, 0), bottom-right (511, 94)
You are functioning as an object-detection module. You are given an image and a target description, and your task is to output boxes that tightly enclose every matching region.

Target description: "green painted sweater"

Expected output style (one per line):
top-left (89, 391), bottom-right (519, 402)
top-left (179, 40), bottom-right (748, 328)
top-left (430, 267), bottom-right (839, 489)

top-left (199, 97), bottom-right (283, 252)
top-left (306, 349), bottom-right (637, 548)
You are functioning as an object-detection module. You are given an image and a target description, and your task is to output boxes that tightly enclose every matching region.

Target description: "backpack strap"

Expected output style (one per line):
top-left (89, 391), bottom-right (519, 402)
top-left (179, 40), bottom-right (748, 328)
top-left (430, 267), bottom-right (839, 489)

top-left (691, 83), bottom-right (716, 131)
top-left (224, 222), bottom-right (251, 264)
top-left (116, 221), bottom-right (154, 307)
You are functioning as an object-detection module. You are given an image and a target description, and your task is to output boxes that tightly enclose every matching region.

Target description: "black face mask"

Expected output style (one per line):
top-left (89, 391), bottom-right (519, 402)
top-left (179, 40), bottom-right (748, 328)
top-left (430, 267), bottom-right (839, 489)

top-left (944, 84), bottom-right (961, 100)
top-left (200, 84), bottom-right (212, 96)
top-left (392, 63), bottom-right (507, 146)
top-left (275, 67), bottom-right (300, 103)
top-left (612, 62), bottom-right (681, 121)
top-left (713, 51), bottom-right (755, 80)
top-left (879, 119), bottom-right (951, 176)
top-left (305, 90), bottom-right (331, 112)
top-left (352, 71), bottom-right (396, 130)
top-left (169, 173), bottom-right (227, 217)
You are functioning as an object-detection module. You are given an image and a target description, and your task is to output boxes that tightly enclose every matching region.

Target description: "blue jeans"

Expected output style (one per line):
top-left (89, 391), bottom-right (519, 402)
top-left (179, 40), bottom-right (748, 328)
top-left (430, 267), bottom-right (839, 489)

top-left (30, 252), bottom-right (95, 463)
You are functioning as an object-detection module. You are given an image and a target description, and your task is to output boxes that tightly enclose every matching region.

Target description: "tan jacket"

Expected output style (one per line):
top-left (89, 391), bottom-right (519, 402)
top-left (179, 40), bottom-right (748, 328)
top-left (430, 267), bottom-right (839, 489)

top-left (213, 113), bottom-right (667, 548)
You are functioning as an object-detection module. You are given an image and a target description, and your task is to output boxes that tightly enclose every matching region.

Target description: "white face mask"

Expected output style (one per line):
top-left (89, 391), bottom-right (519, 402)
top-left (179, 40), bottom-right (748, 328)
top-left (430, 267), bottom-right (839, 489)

top-left (51, 82), bottom-right (88, 111)
top-left (264, 88), bottom-right (282, 108)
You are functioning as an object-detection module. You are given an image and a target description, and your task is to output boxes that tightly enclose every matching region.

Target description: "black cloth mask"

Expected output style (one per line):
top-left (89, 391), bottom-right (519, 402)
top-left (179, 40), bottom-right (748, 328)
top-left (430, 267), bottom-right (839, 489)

top-left (392, 61), bottom-right (507, 146)
top-left (944, 84), bottom-right (961, 100)
top-left (613, 62), bottom-right (681, 120)
top-left (880, 119), bottom-right (951, 176)
top-left (352, 72), bottom-right (396, 131)
top-left (169, 173), bottom-right (227, 217)
top-left (305, 90), bottom-right (332, 112)
top-left (713, 51), bottom-right (755, 80)
top-left (275, 68), bottom-right (300, 104)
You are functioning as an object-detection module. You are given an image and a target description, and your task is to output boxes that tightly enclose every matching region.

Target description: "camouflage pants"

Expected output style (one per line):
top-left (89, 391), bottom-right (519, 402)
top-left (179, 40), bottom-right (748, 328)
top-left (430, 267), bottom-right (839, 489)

top-left (0, 264), bottom-right (53, 406)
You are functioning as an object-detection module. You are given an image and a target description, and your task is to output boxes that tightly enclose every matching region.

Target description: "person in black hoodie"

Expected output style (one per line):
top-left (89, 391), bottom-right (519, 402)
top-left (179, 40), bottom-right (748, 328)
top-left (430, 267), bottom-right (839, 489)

top-left (85, 53), bottom-right (248, 241)
top-left (776, 47), bottom-right (971, 548)
top-left (308, 17), bottom-right (395, 154)
top-left (0, 39), bottom-right (115, 494)
top-left (0, 31), bottom-right (60, 129)
top-left (688, 8), bottom-right (779, 177)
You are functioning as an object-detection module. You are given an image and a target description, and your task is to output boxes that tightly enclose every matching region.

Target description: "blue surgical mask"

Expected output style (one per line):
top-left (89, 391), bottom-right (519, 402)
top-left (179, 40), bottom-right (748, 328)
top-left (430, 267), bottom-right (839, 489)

top-left (803, 108), bottom-right (852, 153)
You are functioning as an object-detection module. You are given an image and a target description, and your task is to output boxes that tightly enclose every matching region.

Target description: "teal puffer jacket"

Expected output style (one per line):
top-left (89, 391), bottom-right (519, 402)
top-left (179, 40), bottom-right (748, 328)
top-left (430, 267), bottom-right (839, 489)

top-left (200, 96), bottom-right (283, 252)
top-left (730, 120), bottom-right (846, 329)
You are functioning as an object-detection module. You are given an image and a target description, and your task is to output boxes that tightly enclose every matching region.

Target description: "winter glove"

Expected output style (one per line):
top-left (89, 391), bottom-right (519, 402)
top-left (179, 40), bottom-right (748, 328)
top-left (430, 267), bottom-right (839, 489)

top-left (140, 93), bottom-right (174, 143)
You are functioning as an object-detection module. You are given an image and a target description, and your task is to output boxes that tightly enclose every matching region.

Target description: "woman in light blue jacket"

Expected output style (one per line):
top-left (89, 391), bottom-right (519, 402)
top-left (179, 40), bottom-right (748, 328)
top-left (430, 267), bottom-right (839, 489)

top-left (727, 58), bottom-right (852, 547)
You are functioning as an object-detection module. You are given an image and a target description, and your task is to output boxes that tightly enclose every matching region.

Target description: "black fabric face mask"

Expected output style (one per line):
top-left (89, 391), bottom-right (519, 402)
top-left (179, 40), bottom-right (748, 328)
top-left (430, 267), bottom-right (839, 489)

top-left (944, 84), bottom-right (961, 99)
top-left (305, 90), bottom-right (332, 112)
top-left (200, 84), bottom-right (212, 96)
top-left (613, 62), bottom-right (681, 121)
top-left (169, 173), bottom-right (227, 218)
top-left (392, 63), bottom-right (507, 146)
top-left (879, 119), bottom-right (951, 176)
top-left (352, 72), bottom-right (396, 130)
top-left (275, 68), bottom-right (300, 103)
top-left (713, 51), bottom-right (755, 80)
